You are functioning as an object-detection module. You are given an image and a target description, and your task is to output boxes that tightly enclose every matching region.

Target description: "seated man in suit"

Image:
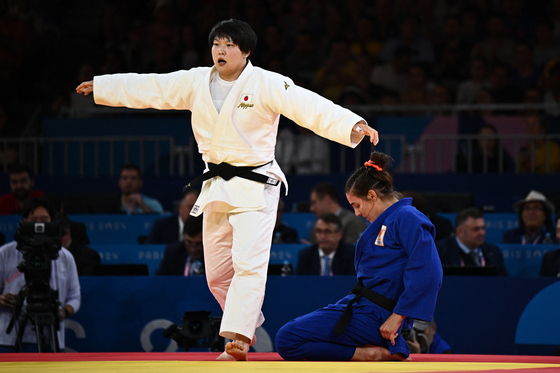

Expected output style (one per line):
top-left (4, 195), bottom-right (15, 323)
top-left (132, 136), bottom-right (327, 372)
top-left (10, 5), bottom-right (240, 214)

top-left (436, 207), bottom-right (507, 276)
top-left (540, 216), bottom-right (560, 277)
top-left (308, 182), bottom-right (368, 245)
top-left (295, 213), bottom-right (356, 276)
top-left (156, 215), bottom-right (204, 276)
top-left (145, 189), bottom-right (200, 244)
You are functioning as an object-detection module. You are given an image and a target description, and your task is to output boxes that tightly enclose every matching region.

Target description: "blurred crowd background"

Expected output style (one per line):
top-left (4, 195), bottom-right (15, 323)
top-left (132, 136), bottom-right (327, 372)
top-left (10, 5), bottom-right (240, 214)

top-left (1, 0), bottom-right (560, 131)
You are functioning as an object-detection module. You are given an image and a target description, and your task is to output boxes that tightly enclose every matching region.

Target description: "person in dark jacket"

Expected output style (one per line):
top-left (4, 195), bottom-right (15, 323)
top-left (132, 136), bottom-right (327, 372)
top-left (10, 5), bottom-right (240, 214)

top-left (156, 215), bottom-right (204, 276)
top-left (437, 207), bottom-right (507, 276)
top-left (295, 213), bottom-right (355, 276)
top-left (539, 217), bottom-right (560, 277)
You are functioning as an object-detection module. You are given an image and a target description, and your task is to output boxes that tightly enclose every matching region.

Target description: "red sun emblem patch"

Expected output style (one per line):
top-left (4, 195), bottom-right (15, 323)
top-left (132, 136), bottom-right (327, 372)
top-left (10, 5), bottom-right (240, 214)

top-left (244, 96), bottom-right (249, 101)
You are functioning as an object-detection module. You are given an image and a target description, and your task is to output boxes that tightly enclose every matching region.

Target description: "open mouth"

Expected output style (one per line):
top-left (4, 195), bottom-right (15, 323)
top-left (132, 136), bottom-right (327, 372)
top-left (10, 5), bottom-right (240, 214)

top-left (217, 58), bottom-right (226, 66)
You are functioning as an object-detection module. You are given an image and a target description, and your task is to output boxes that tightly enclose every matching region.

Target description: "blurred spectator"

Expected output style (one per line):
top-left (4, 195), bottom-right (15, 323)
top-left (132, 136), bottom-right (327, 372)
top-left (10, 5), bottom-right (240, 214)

top-left (460, 6), bottom-right (485, 43)
top-left (401, 190), bottom-right (453, 242)
top-left (432, 15), bottom-right (472, 90)
top-left (118, 163), bottom-right (164, 214)
top-left (501, 0), bottom-right (536, 41)
top-left (311, 37), bottom-right (356, 102)
top-left (470, 14), bottom-right (516, 66)
top-left (179, 24), bottom-right (200, 70)
top-left (146, 189), bottom-right (200, 244)
top-left (456, 58), bottom-right (490, 104)
top-left (456, 123), bottom-right (514, 173)
top-left (378, 14), bottom-right (435, 65)
top-left (539, 216), bottom-right (560, 277)
top-left (60, 214), bottom-right (100, 276)
top-left (349, 17), bottom-right (383, 61)
top-left (156, 215), bottom-right (204, 276)
top-left (272, 199), bottom-right (298, 244)
top-left (120, 20), bottom-right (150, 72)
top-left (370, 0), bottom-right (400, 42)
top-left (0, 106), bottom-right (19, 171)
top-left (533, 19), bottom-right (560, 69)
top-left (488, 63), bottom-right (525, 105)
top-left (522, 86), bottom-right (544, 115)
top-left (471, 86), bottom-right (496, 116)
top-left (285, 32), bottom-right (325, 88)
top-left (295, 213), bottom-right (355, 276)
top-left (543, 60), bottom-right (560, 117)
top-left (429, 84), bottom-right (453, 109)
top-left (0, 164), bottom-right (44, 215)
top-left (518, 114), bottom-right (560, 173)
top-left (510, 42), bottom-right (542, 90)
top-left (371, 45), bottom-right (412, 94)
top-left (502, 190), bottom-right (557, 245)
top-left (437, 207), bottom-right (508, 276)
top-left (400, 65), bottom-right (432, 107)
top-left (275, 125), bottom-right (331, 175)
top-left (403, 319), bottom-right (453, 354)
top-left (258, 24), bottom-right (288, 70)
top-left (308, 182), bottom-right (368, 245)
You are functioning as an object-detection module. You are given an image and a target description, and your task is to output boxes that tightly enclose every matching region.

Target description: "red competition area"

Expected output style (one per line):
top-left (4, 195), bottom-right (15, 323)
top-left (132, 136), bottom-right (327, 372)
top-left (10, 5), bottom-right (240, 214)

top-left (1, 352), bottom-right (560, 363)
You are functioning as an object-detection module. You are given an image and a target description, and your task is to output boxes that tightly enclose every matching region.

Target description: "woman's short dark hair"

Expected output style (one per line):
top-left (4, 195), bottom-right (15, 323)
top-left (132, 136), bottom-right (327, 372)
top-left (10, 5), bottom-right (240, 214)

top-left (22, 197), bottom-right (56, 220)
top-left (208, 19), bottom-right (257, 55)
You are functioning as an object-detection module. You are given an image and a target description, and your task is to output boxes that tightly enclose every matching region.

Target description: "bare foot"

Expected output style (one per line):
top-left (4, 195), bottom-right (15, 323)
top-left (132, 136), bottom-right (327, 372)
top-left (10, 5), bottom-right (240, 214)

top-left (351, 345), bottom-right (409, 361)
top-left (216, 351), bottom-right (235, 361)
top-left (250, 334), bottom-right (257, 347)
top-left (225, 340), bottom-right (249, 361)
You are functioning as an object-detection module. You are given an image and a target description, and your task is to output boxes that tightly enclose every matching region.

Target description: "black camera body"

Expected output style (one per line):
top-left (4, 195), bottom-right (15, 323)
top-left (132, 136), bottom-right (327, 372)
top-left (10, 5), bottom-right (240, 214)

top-left (163, 311), bottom-right (224, 351)
top-left (7, 221), bottom-right (65, 352)
top-left (13, 221), bottom-right (63, 291)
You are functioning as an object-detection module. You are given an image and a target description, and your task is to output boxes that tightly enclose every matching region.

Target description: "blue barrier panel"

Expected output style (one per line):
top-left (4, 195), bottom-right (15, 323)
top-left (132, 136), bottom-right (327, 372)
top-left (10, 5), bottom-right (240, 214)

top-left (64, 276), bottom-right (560, 355)
top-left (282, 212), bottom-right (315, 243)
top-left (270, 244), bottom-right (306, 269)
top-left (69, 214), bottom-right (169, 244)
top-left (0, 215), bottom-right (22, 242)
top-left (499, 244), bottom-right (557, 277)
top-left (440, 212), bottom-right (519, 244)
top-left (0, 214), bottom-right (165, 245)
top-left (92, 244), bottom-right (167, 275)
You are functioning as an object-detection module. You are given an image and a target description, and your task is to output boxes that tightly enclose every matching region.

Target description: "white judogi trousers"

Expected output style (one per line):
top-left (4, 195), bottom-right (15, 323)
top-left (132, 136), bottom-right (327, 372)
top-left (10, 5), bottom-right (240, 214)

top-left (202, 182), bottom-right (281, 341)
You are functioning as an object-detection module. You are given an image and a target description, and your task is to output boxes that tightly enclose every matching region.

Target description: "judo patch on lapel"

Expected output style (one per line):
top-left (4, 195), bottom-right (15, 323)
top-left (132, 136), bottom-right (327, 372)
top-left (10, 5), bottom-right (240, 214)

top-left (375, 225), bottom-right (387, 246)
top-left (238, 94), bottom-right (254, 109)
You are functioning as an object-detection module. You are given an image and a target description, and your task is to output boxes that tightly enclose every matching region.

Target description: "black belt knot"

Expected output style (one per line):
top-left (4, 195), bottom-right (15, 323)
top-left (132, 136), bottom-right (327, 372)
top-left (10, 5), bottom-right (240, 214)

top-left (183, 161), bottom-right (279, 194)
top-left (333, 280), bottom-right (397, 335)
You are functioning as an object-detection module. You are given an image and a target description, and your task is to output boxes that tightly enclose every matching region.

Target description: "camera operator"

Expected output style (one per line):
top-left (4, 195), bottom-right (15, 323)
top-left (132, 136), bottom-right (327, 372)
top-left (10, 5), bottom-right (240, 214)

top-left (402, 320), bottom-right (453, 354)
top-left (0, 197), bottom-right (81, 352)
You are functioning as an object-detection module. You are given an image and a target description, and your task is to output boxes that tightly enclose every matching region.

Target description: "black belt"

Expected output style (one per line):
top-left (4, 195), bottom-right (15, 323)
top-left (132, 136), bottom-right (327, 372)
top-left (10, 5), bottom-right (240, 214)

top-left (183, 161), bottom-right (280, 193)
top-left (333, 280), bottom-right (397, 335)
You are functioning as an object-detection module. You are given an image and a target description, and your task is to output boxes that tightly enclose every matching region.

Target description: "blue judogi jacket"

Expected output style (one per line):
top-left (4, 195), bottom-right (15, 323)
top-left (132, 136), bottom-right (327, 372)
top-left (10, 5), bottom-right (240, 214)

top-left (337, 198), bottom-right (443, 331)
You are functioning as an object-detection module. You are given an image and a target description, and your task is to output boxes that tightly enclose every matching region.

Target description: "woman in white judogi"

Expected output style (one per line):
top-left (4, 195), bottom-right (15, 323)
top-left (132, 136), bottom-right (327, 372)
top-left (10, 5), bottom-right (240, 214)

top-left (77, 19), bottom-right (378, 360)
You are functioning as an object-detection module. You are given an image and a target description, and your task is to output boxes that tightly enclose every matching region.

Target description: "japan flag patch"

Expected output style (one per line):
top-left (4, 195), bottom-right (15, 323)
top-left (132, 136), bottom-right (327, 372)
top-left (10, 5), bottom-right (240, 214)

top-left (375, 225), bottom-right (387, 246)
top-left (238, 94), bottom-right (254, 109)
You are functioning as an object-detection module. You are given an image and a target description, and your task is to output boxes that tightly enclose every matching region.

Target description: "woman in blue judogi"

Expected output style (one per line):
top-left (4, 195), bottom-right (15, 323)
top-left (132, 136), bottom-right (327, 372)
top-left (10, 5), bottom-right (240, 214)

top-left (276, 152), bottom-right (443, 361)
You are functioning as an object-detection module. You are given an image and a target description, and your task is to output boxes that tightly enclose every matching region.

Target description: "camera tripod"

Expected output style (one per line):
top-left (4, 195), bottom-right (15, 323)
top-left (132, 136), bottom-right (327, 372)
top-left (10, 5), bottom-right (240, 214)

top-left (6, 286), bottom-right (61, 353)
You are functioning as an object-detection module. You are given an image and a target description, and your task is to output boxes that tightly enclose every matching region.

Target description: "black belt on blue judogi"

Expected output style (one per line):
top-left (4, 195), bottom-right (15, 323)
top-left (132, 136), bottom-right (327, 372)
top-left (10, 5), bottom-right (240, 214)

top-left (333, 280), bottom-right (397, 335)
top-left (183, 161), bottom-right (280, 193)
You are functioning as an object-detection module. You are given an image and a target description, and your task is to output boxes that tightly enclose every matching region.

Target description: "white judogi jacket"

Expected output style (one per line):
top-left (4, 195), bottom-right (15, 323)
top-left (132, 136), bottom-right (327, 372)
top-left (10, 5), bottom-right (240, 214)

top-left (94, 62), bottom-right (366, 215)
